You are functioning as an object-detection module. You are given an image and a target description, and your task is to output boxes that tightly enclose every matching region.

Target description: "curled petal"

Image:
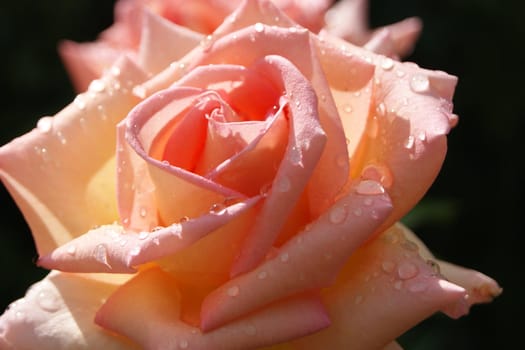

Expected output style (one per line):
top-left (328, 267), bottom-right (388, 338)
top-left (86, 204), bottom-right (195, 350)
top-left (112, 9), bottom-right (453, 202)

top-left (96, 267), bottom-right (330, 349)
top-left (201, 180), bottom-right (392, 331)
top-left (38, 196), bottom-right (260, 273)
top-left (290, 225), bottom-right (470, 349)
top-left (398, 223), bottom-right (503, 306)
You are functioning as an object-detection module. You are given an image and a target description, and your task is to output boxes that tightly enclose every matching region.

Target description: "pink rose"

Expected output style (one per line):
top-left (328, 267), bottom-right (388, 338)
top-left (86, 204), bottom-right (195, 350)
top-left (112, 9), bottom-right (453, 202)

top-left (0, 0), bottom-right (501, 349)
top-left (59, 0), bottom-right (422, 92)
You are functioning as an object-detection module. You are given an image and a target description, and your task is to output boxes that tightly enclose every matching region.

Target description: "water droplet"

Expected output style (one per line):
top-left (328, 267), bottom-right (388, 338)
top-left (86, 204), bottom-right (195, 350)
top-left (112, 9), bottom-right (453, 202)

top-left (56, 131), bottom-right (67, 145)
top-left (376, 103), bottom-right (386, 117)
top-left (138, 231), bottom-right (148, 240)
top-left (396, 70), bottom-right (406, 78)
top-left (66, 245), bottom-right (76, 255)
top-left (15, 310), bottom-right (25, 320)
top-left (74, 94), bottom-right (87, 110)
top-left (179, 339), bottom-right (189, 349)
top-left (382, 260), bottom-right (396, 273)
top-left (426, 259), bottom-right (441, 275)
top-left (355, 180), bottom-right (385, 195)
top-left (200, 35), bottom-right (214, 51)
top-left (329, 205), bottom-right (347, 224)
top-left (227, 285), bottom-right (240, 297)
top-left (449, 113), bottom-right (459, 128)
top-left (354, 295), bottom-right (364, 304)
top-left (88, 79), bottom-right (106, 93)
top-left (257, 271), bottom-right (268, 280)
top-left (94, 244), bottom-right (109, 266)
top-left (36, 116), bottom-right (53, 133)
top-left (133, 85), bottom-right (147, 99)
top-left (275, 176), bottom-right (291, 193)
top-left (410, 74), bottom-right (430, 93)
top-left (404, 135), bottom-right (415, 149)
top-left (112, 81), bottom-right (121, 91)
top-left (289, 26), bottom-right (297, 33)
top-left (398, 262), bottom-right (419, 280)
top-left (139, 207), bottom-right (147, 218)
top-left (129, 246), bottom-right (141, 257)
top-left (210, 202), bottom-right (226, 214)
top-left (381, 57), bottom-right (394, 70)
top-left (361, 164), bottom-right (393, 188)
top-left (280, 252), bottom-right (290, 263)
top-left (353, 207), bottom-right (363, 217)
top-left (179, 216), bottom-right (190, 223)
top-left (111, 66), bottom-right (121, 77)
top-left (254, 22), bottom-right (265, 33)
top-left (37, 289), bottom-right (60, 312)
top-left (343, 104), bottom-right (353, 113)
top-left (417, 130), bottom-right (427, 142)
top-left (119, 238), bottom-right (127, 247)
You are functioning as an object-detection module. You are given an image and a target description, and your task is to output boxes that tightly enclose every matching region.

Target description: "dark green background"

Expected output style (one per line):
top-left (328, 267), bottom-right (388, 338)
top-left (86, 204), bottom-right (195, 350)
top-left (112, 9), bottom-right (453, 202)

top-left (0, 0), bottom-right (522, 348)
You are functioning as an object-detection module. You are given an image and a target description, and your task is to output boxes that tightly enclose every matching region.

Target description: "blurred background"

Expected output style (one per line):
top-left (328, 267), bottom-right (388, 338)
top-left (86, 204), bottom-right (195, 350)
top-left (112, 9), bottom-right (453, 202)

top-left (0, 0), bottom-right (522, 348)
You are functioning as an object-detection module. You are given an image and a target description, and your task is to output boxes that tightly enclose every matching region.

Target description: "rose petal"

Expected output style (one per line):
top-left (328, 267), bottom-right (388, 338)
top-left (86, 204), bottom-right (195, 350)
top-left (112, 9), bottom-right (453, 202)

top-left (0, 271), bottom-right (135, 350)
top-left (290, 225), bottom-right (470, 349)
top-left (0, 57), bottom-right (147, 256)
top-left (398, 223), bottom-right (503, 306)
top-left (201, 179), bottom-right (392, 331)
top-left (119, 86), bottom-right (246, 230)
top-left (38, 196), bottom-right (260, 273)
top-left (96, 267), bottom-right (330, 349)
top-left (139, 9), bottom-right (204, 75)
top-left (59, 41), bottom-right (127, 92)
top-left (316, 33), bottom-right (458, 233)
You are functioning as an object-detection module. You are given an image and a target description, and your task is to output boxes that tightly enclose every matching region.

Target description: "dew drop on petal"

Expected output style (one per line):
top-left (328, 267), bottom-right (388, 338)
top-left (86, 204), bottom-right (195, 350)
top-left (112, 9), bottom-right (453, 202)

top-left (343, 104), bottom-right (353, 113)
top-left (227, 285), bottom-right (240, 297)
top-left (36, 116), bottom-right (53, 133)
top-left (410, 74), bottom-right (430, 93)
top-left (210, 203), bottom-right (226, 214)
top-left (254, 22), bottom-right (264, 33)
top-left (355, 180), bottom-right (385, 195)
top-left (398, 262), bottom-right (419, 280)
top-left (139, 207), bottom-right (147, 218)
top-left (94, 244), bottom-right (109, 266)
top-left (66, 245), bottom-right (76, 256)
top-left (381, 57), bottom-right (394, 70)
top-left (138, 231), bottom-right (148, 240)
top-left (329, 205), bottom-right (347, 224)
top-left (74, 94), bottom-right (87, 110)
top-left (404, 135), bottom-right (415, 149)
top-left (37, 289), bottom-right (60, 313)
top-left (417, 130), bottom-right (427, 142)
top-left (381, 260), bottom-right (396, 273)
top-left (376, 102), bottom-right (386, 117)
top-left (88, 79), bottom-right (106, 93)
top-left (280, 252), bottom-right (290, 263)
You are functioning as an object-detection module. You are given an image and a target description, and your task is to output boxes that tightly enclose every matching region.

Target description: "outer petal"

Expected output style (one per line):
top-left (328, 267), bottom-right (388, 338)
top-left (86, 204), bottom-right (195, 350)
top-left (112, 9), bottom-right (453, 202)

top-left (139, 9), bottom-right (204, 75)
top-left (0, 272), bottom-right (136, 350)
top-left (95, 267), bottom-right (330, 350)
top-left (290, 225), bottom-right (470, 349)
top-left (38, 196), bottom-right (261, 273)
top-left (316, 33), bottom-right (459, 232)
top-left (201, 179), bottom-right (392, 331)
top-left (399, 223), bottom-right (503, 306)
top-left (0, 57), bottom-right (147, 256)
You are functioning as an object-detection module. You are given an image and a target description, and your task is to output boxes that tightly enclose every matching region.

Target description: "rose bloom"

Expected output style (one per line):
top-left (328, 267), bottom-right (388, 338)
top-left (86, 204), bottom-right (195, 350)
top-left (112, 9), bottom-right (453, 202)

top-left (60, 0), bottom-right (423, 92)
top-left (0, 0), bottom-right (501, 349)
